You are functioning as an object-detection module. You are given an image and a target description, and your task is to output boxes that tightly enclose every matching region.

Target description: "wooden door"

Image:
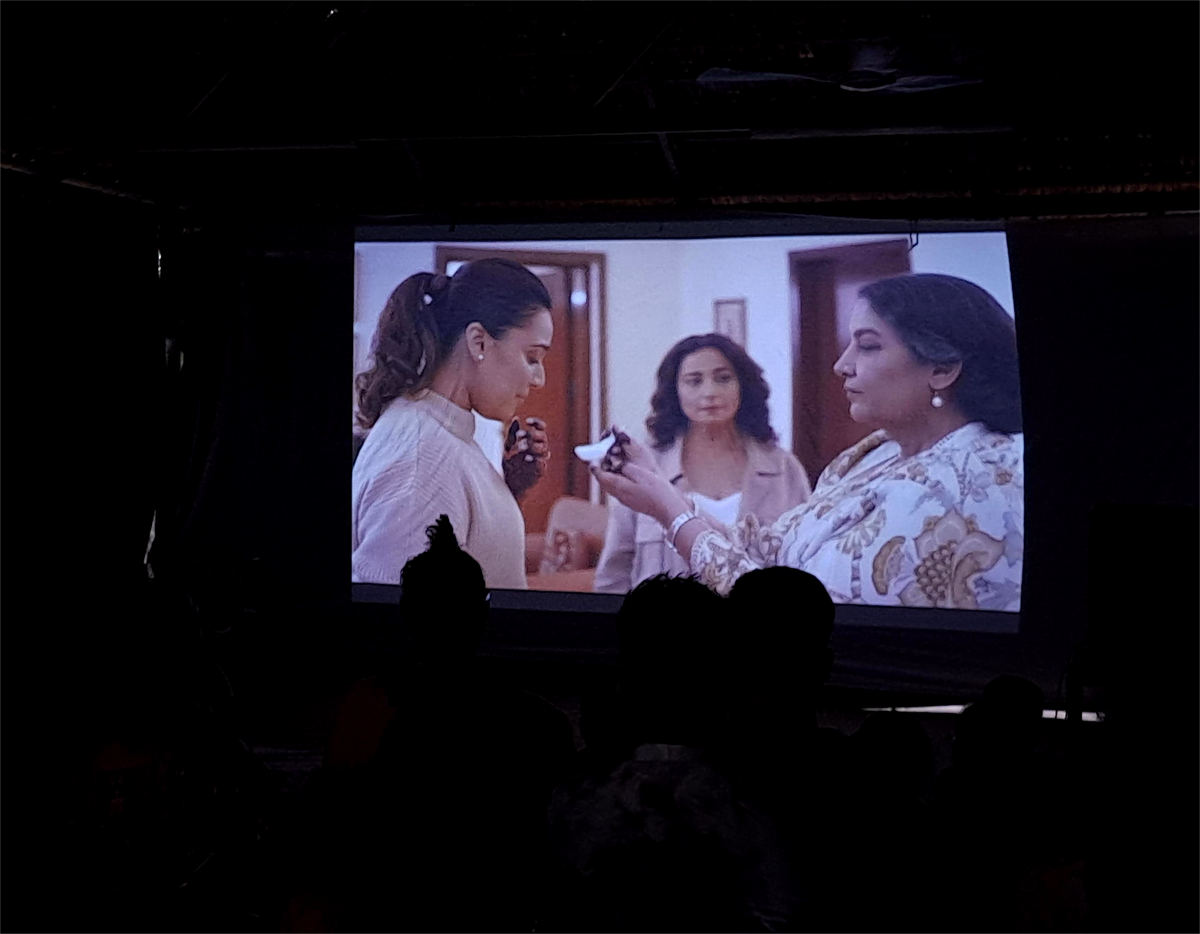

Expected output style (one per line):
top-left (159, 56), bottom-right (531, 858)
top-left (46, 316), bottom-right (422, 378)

top-left (791, 240), bottom-right (911, 484)
top-left (515, 266), bottom-right (571, 533)
top-left (437, 248), bottom-right (598, 534)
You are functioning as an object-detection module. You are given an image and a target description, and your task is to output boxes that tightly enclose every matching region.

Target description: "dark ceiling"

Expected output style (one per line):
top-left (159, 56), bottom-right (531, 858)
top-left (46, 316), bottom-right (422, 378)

top-left (3, 1), bottom-right (1197, 221)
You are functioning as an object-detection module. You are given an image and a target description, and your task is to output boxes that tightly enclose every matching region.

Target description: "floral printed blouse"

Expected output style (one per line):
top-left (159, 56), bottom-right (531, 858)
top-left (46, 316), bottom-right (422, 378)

top-left (685, 422), bottom-right (1024, 610)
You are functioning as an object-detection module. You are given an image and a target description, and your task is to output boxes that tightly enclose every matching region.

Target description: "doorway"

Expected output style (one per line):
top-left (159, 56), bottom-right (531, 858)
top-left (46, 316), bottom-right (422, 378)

top-left (790, 240), bottom-right (910, 484)
top-left (436, 246), bottom-right (606, 534)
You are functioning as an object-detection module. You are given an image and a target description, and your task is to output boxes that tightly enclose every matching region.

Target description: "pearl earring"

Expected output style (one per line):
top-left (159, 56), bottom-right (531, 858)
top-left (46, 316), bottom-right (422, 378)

top-left (931, 393), bottom-right (944, 409)
top-left (477, 354), bottom-right (484, 361)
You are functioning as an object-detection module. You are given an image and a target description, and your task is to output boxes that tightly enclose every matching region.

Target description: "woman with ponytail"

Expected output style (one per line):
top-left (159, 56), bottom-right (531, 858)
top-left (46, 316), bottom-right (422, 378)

top-left (352, 259), bottom-right (554, 587)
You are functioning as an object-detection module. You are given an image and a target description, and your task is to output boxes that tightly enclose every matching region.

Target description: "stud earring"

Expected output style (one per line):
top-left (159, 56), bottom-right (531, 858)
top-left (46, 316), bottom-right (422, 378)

top-left (477, 354), bottom-right (484, 361)
top-left (931, 392), bottom-right (944, 409)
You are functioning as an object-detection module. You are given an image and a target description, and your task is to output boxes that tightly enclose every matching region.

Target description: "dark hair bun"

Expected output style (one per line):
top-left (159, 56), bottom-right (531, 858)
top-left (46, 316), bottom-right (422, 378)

top-left (425, 514), bottom-right (460, 552)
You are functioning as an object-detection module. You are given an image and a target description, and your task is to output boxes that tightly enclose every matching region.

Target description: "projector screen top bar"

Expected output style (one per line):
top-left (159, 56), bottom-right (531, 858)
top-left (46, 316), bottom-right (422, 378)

top-left (357, 216), bottom-right (1007, 244)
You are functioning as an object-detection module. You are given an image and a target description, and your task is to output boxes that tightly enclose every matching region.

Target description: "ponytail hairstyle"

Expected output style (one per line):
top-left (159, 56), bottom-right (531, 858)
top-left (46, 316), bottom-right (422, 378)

top-left (859, 274), bottom-right (1023, 434)
top-left (356, 258), bottom-right (552, 430)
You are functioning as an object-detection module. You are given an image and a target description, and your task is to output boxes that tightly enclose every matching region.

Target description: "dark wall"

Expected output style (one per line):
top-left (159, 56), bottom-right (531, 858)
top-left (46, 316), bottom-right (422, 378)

top-left (1006, 216), bottom-right (1199, 646)
top-left (149, 223), bottom-right (353, 605)
top-left (5, 173), bottom-right (160, 599)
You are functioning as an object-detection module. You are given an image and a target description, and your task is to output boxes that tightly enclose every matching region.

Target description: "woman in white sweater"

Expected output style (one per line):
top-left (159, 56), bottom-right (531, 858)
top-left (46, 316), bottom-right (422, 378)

top-left (352, 259), bottom-right (554, 588)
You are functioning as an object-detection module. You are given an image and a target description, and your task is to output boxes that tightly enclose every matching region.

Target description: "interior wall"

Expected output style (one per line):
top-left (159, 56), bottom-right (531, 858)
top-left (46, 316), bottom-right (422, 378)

top-left (909, 231), bottom-right (1015, 317)
top-left (676, 235), bottom-right (892, 452)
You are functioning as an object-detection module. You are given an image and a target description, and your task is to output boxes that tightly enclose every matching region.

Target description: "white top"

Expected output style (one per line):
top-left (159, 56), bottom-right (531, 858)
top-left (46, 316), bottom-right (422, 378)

top-left (593, 437), bottom-right (812, 595)
top-left (473, 412), bottom-right (506, 476)
top-left (352, 391), bottom-right (527, 589)
top-left (691, 491), bottom-right (743, 528)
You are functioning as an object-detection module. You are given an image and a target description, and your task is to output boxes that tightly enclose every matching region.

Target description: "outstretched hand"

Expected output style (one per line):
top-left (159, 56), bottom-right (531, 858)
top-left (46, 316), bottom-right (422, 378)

top-left (593, 461), bottom-right (689, 527)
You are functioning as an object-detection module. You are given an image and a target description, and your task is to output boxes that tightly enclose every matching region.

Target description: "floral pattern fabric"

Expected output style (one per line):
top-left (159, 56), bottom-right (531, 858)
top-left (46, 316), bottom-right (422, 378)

top-left (687, 422), bottom-right (1024, 610)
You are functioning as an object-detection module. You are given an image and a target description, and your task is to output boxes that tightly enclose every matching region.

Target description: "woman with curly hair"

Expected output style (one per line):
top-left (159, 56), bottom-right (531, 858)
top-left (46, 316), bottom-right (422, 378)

top-left (596, 274), bottom-right (1025, 611)
top-left (352, 258), bottom-right (554, 588)
top-left (594, 334), bottom-right (811, 593)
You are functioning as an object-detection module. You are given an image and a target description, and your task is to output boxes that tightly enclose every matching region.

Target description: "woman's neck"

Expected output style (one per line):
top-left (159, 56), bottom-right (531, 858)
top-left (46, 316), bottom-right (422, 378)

top-left (428, 362), bottom-right (472, 411)
top-left (683, 420), bottom-right (743, 455)
top-left (888, 408), bottom-right (972, 459)
top-left (681, 421), bottom-right (747, 499)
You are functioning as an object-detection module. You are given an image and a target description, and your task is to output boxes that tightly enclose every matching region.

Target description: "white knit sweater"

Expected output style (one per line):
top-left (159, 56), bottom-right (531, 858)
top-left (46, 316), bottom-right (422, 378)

top-left (352, 391), bottom-right (527, 589)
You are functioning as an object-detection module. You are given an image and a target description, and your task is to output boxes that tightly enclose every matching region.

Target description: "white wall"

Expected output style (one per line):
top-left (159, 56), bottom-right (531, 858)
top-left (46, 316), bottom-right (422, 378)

top-left (354, 241), bottom-right (436, 379)
top-left (909, 231), bottom-right (1014, 317)
top-left (353, 233), bottom-right (1015, 453)
top-left (678, 235), bottom-right (902, 452)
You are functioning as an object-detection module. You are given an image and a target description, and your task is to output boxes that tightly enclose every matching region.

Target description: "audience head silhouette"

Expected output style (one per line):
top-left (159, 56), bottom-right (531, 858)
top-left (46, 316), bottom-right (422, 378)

top-left (399, 515), bottom-right (488, 659)
top-left (727, 567), bottom-right (835, 701)
top-left (851, 712), bottom-right (935, 800)
top-left (982, 675), bottom-right (1045, 727)
top-left (954, 675), bottom-right (1046, 770)
top-left (616, 574), bottom-right (726, 745)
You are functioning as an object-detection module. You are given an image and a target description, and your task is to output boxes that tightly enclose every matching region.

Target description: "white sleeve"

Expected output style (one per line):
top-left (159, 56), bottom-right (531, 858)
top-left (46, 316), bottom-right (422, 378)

top-left (593, 497), bottom-right (637, 593)
top-left (352, 457), bottom-right (472, 584)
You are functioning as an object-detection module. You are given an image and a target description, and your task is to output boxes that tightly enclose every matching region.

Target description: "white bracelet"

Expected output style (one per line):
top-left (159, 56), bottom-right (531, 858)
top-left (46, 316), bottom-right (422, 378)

top-left (667, 510), bottom-right (698, 548)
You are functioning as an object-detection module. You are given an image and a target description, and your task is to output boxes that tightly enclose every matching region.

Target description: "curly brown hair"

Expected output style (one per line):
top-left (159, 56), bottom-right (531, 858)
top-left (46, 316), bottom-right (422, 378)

top-left (645, 333), bottom-right (778, 451)
top-left (355, 258), bottom-right (551, 430)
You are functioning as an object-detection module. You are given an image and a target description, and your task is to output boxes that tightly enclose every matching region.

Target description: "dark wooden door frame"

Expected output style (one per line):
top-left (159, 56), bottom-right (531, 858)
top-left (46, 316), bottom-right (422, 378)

top-left (790, 239), bottom-right (910, 480)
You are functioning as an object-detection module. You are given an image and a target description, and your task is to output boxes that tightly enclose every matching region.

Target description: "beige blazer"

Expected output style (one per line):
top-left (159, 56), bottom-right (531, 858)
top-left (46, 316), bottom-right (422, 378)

top-left (593, 437), bottom-right (812, 593)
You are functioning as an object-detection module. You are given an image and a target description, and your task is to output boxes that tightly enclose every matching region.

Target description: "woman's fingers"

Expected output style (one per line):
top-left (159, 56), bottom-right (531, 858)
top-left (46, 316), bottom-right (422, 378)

top-left (597, 463), bottom-right (650, 493)
top-left (508, 419), bottom-right (547, 453)
top-left (621, 462), bottom-right (655, 483)
top-left (511, 436), bottom-right (550, 454)
top-left (620, 437), bottom-right (656, 472)
top-left (592, 466), bottom-right (630, 495)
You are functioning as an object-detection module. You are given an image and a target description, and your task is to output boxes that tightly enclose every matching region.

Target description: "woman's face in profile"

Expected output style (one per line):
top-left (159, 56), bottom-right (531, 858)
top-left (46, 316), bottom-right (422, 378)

top-left (834, 300), bottom-right (933, 427)
top-left (472, 307), bottom-right (554, 422)
top-left (676, 347), bottom-right (741, 430)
